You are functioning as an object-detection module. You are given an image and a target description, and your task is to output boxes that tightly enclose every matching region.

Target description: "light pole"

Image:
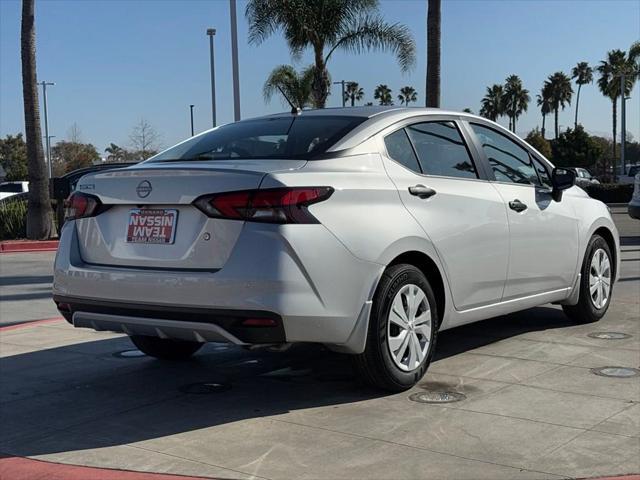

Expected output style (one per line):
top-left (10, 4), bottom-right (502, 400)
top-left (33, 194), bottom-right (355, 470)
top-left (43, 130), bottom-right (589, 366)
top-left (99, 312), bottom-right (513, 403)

top-left (621, 74), bottom-right (626, 176)
top-left (206, 28), bottom-right (217, 128)
top-left (189, 104), bottom-right (195, 136)
top-left (229, 0), bottom-right (241, 121)
top-left (39, 81), bottom-right (55, 178)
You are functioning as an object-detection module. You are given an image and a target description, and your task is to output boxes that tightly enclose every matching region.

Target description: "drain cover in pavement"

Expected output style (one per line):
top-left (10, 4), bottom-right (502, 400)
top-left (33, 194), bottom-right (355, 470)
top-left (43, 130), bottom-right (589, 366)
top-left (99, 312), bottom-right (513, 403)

top-left (409, 391), bottom-right (466, 404)
top-left (591, 367), bottom-right (640, 378)
top-left (180, 382), bottom-right (231, 394)
top-left (587, 332), bottom-right (632, 340)
top-left (112, 349), bottom-right (146, 358)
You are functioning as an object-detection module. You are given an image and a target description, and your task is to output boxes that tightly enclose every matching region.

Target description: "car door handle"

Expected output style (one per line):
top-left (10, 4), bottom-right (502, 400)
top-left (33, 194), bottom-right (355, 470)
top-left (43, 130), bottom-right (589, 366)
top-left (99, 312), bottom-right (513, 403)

top-left (509, 199), bottom-right (527, 212)
top-left (408, 184), bottom-right (436, 199)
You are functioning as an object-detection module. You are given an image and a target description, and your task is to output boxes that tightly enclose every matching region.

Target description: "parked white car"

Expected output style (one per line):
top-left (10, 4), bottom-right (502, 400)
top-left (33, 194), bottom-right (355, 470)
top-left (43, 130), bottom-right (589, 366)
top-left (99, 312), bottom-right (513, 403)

top-left (54, 108), bottom-right (620, 391)
top-left (0, 181), bottom-right (28, 200)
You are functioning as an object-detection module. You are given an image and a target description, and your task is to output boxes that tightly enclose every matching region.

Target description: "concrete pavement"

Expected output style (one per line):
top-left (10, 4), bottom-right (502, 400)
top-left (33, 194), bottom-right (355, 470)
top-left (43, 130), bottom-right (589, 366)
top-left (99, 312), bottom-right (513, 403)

top-left (0, 210), bottom-right (638, 479)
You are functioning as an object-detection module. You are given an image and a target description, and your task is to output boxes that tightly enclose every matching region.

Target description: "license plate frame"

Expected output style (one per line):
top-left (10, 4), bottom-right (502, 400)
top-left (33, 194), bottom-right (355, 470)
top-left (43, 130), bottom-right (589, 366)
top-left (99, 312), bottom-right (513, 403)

top-left (126, 208), bottom-right (178, 244)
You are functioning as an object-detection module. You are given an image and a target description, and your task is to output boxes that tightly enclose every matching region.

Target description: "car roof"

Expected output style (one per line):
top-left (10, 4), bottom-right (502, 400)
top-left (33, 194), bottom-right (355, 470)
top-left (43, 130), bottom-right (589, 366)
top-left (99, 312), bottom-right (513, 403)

top-left (260, 106), bottom-right (477, 120)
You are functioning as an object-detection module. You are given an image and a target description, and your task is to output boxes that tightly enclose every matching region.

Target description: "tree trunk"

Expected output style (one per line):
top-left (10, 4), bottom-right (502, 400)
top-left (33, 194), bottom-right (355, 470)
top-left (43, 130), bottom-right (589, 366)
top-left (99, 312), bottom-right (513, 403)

top-left (312, 46), bottom-right (328, 108)
top-left (574, 84), bottom-right (581, 128)
top-left (541, 113), bottom-right (546, 138)
top-left (351, 95), bottom-right (355, 107)
top-left (21, 0), bottom-right (52, 240)
top-left (554, 107), bottom-right (559, 140)
top-left (612, 98), bottom-right (617, 182)
top-left (513, 115), bottom-right (517, 133)
top-left (426, 0), bottom-right (441, 108)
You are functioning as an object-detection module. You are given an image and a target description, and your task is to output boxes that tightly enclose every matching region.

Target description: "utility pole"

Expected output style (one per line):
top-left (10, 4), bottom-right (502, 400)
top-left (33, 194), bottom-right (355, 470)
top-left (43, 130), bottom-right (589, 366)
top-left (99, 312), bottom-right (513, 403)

top-left (333, 80), bottom-right (347, 107)
top-left (206, 28), bottom-right (217, 127)
top-left (189, 104), bottom-right (195, 136)
top-left (39, 81), bottom-right (55, 178)
top-left (229, 0), bottom-right (241, 121)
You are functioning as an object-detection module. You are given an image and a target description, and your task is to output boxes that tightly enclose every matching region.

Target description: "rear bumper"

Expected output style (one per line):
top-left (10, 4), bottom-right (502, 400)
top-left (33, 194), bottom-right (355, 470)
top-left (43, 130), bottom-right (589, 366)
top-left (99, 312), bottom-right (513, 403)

top-left (53, 220), bottom-right (383, 351)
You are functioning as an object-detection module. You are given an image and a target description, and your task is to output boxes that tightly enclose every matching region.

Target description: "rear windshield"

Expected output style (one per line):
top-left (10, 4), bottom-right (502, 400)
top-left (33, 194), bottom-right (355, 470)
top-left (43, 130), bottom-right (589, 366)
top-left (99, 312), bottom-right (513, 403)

top-left (149, 115), bottom-right (366, 162)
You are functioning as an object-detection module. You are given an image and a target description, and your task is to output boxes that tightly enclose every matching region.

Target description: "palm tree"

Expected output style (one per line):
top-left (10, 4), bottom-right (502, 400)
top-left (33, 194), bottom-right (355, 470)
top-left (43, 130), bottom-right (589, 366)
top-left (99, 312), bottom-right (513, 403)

top-left (502, 75), bottom-right (530, 133)
top-left (479, 84), bottom-right (504, 121)
top-left (536, 83), bottom-right (552, 139)
top-left (21, 0), bottom-right (53, 239)
top-left (462, 108), bottom-right (473, 113)
top-left (374, 84), bottom-right (393, 105)
top-left (571, 62), bottom-right (593, 127)
top-left (597, 43), bottom-right (640, 176)
top-left (105, 143), bottom-right (125, 162)
top-left (426, 0), bottom-right (440, 107)
top-left (246, 0), bottom-right (415, 108)
top-left (263, 64), bottom-right (316, 109)
top-left (545, 72), bottom-right (573, 140)
top-left (398, 86), bottom-right (417, 106)
top-left (344, 82), bottom-right (364, 106)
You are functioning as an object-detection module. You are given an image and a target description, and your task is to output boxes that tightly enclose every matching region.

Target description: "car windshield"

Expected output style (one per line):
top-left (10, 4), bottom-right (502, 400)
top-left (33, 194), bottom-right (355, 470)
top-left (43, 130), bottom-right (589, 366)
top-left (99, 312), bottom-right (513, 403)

top-left (149, 115), bottom-right (366, 162)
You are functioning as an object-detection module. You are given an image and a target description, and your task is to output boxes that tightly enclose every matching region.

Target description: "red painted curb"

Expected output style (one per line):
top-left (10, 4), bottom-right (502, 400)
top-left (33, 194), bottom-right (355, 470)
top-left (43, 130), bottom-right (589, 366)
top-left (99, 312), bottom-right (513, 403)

top-left (0, 317), bottom-right (64, 332)
top-left (0, 240), bottom-right (58, 253)
top-left (0, 455), bottom-right (217, 480)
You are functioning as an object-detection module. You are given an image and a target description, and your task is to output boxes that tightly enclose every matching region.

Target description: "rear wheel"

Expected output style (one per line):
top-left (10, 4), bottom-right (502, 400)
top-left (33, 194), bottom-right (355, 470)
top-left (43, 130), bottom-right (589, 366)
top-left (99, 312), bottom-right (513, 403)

top-left (129, 335), bottom-right (203, 360)
top-left (354, 264), bottom-right (438, 392)
top-left (562, 234), bottom-right (613, 324)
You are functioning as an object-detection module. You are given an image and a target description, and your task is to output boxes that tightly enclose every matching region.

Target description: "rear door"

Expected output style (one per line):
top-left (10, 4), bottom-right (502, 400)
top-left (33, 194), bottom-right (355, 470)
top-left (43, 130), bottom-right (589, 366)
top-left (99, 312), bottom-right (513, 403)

top-left (466, 122), bottom-right (579, 300)
top-left (380, 117), bottom-right (509, 311)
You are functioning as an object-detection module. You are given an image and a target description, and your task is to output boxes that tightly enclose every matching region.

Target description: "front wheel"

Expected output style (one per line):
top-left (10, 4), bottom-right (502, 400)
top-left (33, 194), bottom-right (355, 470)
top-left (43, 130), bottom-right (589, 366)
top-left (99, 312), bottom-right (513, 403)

top-left (129, 335), bottom-right (203, 360)
top-left (563, 234), bottom-right (613, 324)
top-left (354, 264), bottom-right (438, 392)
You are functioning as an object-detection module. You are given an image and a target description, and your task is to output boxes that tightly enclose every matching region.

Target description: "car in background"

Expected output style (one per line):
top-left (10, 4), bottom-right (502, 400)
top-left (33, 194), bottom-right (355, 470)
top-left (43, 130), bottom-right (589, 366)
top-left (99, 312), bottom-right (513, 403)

top-left (616, 165), bottom-right (640, 185)
top-left (629, 173), bottom-right (640, 219)
top-left (54, 107), bottom-right (620, 391)
top-left (569, 168), bottom-right (600, 188)
top-left (0, 181), bottom-right (28, 200)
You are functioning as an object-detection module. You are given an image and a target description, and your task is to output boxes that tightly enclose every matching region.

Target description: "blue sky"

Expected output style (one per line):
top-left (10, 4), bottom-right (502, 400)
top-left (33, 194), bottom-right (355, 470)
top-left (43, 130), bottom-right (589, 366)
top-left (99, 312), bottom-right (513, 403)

top-left (1, 0), bottom-right (639, 155)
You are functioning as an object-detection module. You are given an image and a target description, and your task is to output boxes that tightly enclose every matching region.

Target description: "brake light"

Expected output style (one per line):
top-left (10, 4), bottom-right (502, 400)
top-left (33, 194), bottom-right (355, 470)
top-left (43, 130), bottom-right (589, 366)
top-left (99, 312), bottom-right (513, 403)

top-left (194, 187), bottom-right (333, 224)
top-left (64, 192), bottom-right (101, 221)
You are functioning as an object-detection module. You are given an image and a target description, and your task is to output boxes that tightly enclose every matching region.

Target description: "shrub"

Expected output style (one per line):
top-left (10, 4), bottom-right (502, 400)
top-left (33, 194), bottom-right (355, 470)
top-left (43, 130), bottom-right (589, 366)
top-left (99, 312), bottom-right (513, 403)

top-left (583, 183), bottom-right (633, 204)
top-left (0, 193), bottom-right (27, 240)
top-left (525, 128), bottom-right (552, 159)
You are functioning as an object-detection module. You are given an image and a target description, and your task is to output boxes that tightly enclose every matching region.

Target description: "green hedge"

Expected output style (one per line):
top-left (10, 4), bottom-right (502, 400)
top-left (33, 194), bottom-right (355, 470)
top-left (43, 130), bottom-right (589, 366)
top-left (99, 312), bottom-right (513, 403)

top-left (583, 183), bottom-right (634, 204)
top-left (0, 193), bottom-right (28, 240)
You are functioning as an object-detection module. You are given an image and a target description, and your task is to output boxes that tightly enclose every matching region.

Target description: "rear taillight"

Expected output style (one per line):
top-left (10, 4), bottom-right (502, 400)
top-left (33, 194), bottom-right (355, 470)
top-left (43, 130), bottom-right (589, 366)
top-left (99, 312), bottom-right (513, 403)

top-left (194, 187), bottom-right (333, 224)
top-left (64, 192), bottom-right (101, 221)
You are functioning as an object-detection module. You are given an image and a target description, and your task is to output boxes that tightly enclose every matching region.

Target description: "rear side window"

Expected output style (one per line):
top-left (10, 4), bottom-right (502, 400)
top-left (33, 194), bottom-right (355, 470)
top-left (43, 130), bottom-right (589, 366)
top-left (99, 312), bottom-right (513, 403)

top-left (405, 122), bottom-right (478, 179)
top-left (471, 124), bottom-right (538, 185)
top-left (149, 116), bottom-right (366, 162)
top-left (383, 129), bottom-right (421, 172)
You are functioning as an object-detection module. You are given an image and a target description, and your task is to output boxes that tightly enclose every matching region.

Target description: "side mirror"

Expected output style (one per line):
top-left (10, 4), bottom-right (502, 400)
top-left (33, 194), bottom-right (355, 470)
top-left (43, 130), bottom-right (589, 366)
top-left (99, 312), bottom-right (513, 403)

top-left (551, 167), bottom-right (575, 202)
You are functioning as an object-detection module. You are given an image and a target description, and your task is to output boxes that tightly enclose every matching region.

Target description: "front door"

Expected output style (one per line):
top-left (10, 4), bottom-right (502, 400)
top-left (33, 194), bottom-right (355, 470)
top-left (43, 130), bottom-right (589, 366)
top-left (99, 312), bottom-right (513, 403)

top-left (380, 119), bottom-right (510, 311)
top-left (468, 123), bottom-right (579, 300)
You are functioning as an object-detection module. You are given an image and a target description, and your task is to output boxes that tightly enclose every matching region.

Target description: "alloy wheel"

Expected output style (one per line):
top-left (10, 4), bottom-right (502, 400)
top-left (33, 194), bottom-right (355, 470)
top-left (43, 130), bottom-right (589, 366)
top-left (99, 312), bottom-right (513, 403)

top-left (589, 248), bottom-right (611, 309)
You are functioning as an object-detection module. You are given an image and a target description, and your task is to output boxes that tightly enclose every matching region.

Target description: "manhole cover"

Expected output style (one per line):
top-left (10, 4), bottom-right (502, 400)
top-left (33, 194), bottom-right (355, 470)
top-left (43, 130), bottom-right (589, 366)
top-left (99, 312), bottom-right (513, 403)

top-left (587, 332), bottom-right (632, 340)
top-left (179, 382), bottom-right (231, 394)
top-left (591, 367), bottom-right (640, 378)
top-left (409, 391), bottom-right (466, 404)
top-left (112, 349), bottom-right (146, 358)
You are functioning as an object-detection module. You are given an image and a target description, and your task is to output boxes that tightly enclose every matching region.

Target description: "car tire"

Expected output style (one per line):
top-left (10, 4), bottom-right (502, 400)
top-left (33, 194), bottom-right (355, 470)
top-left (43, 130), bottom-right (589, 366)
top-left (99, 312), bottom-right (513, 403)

top-left (562, 234), bottom-right (613, 324)
top-left (354, 264), bottom-right (438, 392)
top-left (129, 335), bottom-right (203, 360)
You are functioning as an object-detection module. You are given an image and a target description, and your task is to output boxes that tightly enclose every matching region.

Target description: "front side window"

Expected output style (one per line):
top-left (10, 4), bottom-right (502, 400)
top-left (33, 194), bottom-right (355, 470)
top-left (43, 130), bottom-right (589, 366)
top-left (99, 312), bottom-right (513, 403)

top-left (471, 124), bottom-right (539, 185)
top-left (383, 129), bottom-right (421, 173)
top-left (532, 156), bottom-right (552, 188)
top-left (149, 116), bottom-right (366, 162)
top-left (405, 122), bottom-right (478, 179)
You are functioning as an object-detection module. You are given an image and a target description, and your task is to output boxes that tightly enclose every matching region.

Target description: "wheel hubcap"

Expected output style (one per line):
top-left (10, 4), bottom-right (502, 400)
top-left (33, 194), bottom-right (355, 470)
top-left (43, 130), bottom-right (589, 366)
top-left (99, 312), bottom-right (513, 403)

top-left (589, 248), bottom-right (611, 309)
top-left (387, 284), bottom-right (432, 372)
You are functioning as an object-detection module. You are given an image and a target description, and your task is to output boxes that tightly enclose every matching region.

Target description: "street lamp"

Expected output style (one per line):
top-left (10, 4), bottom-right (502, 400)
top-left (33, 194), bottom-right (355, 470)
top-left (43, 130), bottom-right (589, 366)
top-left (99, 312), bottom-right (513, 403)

top-left (229, 0), bottom-right (241, 121)
top-left (39, 81), bottom-right (55, 178)
top-left (189, 104), bottom-right (195, 136)
top-left (206, 28), bottom-right (217, 128)
top-left (333, 80), bottom-right (354, 107)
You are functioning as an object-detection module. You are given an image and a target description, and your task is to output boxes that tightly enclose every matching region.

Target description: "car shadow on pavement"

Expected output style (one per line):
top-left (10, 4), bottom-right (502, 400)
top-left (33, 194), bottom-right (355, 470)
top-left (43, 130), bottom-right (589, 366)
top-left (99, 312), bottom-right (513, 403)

top-left (1, 305), bottom-right (574, 459)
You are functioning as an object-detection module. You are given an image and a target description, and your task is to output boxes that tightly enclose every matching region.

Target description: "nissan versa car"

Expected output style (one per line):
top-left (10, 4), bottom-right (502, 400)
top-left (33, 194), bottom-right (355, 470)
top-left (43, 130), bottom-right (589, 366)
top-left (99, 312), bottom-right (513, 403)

top-left (53, 107), bottom-right (620, 391)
